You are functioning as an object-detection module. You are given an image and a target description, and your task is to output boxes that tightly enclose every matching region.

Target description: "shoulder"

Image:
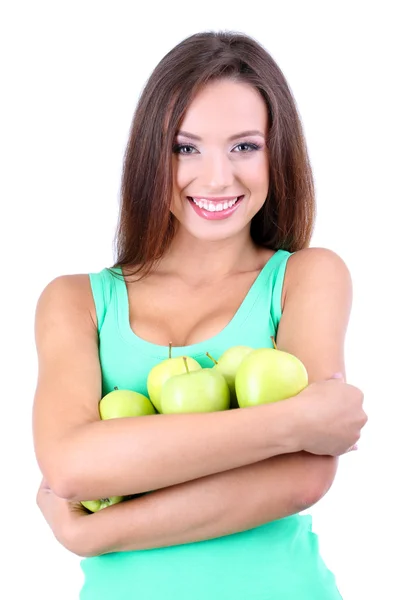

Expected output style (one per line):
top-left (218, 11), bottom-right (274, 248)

top-left (285, 246), bottom-right (351, 280)
top-left (35, 273), bottom-right (97, 330)
top-left (282, 247), bottom-right (352, 309)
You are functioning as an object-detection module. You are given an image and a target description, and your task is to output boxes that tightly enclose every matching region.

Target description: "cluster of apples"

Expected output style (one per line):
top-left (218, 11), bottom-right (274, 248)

top-left (80, 338), bottom-right (308, 512)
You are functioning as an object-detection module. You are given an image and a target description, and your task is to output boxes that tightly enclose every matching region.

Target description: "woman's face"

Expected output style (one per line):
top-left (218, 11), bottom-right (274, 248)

top-left (170, 78), bottom-right (269, 242)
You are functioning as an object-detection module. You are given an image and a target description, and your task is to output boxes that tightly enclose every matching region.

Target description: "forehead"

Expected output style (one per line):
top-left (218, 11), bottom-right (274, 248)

top-left (178, 79), bottom-right (268, 137)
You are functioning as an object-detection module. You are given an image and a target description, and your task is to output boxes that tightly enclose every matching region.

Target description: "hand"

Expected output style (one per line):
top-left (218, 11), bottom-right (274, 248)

top-left (294, 373), bottom-right (367, 456)
top-left (36, 477), bottom-right (89, 556)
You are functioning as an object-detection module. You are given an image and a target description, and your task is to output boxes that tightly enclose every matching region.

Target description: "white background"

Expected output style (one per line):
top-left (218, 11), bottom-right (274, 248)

top-left (1, 1), bottom-right (391, 598)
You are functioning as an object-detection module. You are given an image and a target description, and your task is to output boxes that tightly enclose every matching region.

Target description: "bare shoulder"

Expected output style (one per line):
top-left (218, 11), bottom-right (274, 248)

top-left (277, 247), bottom-right (353, 381)
top-left (282, 247), bottom-right (352, 307)
top-left (35, 273), bottom-right (98, 331)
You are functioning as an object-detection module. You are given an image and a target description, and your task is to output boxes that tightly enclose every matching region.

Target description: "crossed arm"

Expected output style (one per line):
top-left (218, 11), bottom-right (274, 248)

top-left (37, 248), bottom-right (351, 556)
top-left (69, 450), bottom-right (337, 557)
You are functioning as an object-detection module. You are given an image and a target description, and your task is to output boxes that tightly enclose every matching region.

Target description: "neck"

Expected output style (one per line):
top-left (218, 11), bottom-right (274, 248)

top-left (155, 226), bottom-right (262, 284)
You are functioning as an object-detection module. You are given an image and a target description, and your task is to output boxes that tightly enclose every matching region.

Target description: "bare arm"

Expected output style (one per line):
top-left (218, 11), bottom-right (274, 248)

top-left (32, 275), bottom-right (300, 501)
top-left (74, 451), bottom-right (337, 557)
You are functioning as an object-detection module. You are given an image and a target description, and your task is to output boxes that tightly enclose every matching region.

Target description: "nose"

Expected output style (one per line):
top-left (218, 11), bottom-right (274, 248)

top-left (200, 152), bottom-right (234, 190)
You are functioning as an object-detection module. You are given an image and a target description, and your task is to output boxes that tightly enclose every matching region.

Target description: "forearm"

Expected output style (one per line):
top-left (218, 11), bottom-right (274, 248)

top-left (59, 402), bottom-right (298, 501)
top-left (78, 452), bottom-right (338, 557)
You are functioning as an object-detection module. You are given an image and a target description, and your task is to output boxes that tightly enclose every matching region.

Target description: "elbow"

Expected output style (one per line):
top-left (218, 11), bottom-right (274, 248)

top-left (295, 455), bottom-right (338, 511)
top-left (47, 472), bottom-right (76, 500)
top-left (295, 486), bottom-right (325, 512)
top-left (51, 477), bottom-right (76, 501)
top-left (37, 435), bottom-right (92, 500)
top-left (40, 458), bottom-right (78, 500)
top-left (295, 483), bottom-right (327, 512)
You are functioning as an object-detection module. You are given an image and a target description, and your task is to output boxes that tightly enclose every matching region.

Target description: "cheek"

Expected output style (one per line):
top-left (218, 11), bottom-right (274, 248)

top-left (242, 158), bottom-right (269, 190)
top-left (173, 160), bottom-right (192, 192)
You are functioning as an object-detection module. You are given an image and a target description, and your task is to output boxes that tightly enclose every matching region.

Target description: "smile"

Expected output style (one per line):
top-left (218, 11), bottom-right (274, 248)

top-left (188, 196), bottom-right (242, 212)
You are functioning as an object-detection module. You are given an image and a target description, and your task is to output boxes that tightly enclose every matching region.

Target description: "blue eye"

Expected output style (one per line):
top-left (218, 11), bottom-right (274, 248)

top-left (233, 143), bottom-right (262, 152)
top-left (172, 144), bottom-right (197, 154)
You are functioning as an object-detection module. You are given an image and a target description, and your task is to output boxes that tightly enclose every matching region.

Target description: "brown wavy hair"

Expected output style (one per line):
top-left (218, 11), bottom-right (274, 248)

top-left (108, 30), bottom-right (316, 281)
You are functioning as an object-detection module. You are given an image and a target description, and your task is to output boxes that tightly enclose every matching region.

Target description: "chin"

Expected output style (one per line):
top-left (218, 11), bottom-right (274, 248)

top-left (179, 221), bottom-right (250, 243)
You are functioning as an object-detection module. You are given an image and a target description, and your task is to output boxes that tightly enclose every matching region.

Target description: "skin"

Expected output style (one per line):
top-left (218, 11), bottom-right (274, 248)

top-left (36, 78), bottom-right (366, 557)
top-left (170, 79), bottom-right (269, 250)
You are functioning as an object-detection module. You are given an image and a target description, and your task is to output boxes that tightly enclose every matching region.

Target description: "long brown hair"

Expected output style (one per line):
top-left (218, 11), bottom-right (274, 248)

top-left (108, 30), bottom-right (315, 280)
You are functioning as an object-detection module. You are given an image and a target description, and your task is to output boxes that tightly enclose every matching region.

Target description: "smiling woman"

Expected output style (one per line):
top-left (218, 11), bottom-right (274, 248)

top-left (33, 30), bottom-right (367, 600)
top-left (169, 80), bottom-right (269, 236)
top-left (109, 32), bottom-right (315, 282)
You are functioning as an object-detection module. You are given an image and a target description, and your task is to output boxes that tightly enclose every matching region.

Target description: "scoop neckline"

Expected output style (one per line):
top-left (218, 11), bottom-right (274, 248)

top-left (113, 249), bottom-right (285, 359)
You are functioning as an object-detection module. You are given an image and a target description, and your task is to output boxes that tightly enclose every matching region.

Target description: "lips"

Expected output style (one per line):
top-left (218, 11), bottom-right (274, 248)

top-left (187, 196), bottom-right (244, 212)
top-left (187, 195), bottom-right (244, 220)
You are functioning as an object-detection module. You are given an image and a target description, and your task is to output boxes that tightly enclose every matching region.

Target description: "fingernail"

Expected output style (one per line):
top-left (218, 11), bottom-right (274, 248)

top-left (331, 372), bottom-right (343, 379)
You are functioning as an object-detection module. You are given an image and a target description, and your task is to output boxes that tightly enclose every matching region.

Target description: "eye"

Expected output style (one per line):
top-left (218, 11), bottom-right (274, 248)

top-left (173, 144), bottom-right (197, 155)
top-left (233, 142), bottom-right (262, 153)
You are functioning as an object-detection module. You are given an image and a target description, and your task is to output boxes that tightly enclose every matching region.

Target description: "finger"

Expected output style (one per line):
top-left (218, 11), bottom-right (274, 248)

top-left (346, 444), bottom-right (358, 453)
top-left (331, 372), bottom-right (344, 380)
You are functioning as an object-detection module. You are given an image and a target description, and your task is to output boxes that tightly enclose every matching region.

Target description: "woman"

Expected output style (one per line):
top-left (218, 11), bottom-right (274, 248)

top-left (33, 31), bottom-right (367, 599)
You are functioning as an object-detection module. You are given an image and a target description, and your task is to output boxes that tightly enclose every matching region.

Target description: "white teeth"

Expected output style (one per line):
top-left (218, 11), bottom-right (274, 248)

top-left (191, 197), bottom-right (239, 212)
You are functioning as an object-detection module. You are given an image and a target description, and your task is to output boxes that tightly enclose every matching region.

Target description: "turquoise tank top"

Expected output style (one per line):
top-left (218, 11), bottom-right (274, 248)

top-left (80, 249), bottom-right (342, 600)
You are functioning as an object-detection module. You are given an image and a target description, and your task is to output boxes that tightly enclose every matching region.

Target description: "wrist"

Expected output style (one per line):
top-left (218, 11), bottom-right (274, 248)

top-left (282, 389), bottom-right (313, 453)
top-left (237, 399), bottom-right (302, 460)
top-left (266, 396), bottom-right (304, 455)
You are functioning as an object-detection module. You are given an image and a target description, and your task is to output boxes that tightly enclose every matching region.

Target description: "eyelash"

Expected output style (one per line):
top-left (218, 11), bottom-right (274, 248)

top-left (172, 142), bottom-right (263, 155)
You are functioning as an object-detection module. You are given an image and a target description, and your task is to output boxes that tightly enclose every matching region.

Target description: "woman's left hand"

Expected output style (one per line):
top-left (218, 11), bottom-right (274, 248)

top-left (36, 477), bottom-right (89, 556)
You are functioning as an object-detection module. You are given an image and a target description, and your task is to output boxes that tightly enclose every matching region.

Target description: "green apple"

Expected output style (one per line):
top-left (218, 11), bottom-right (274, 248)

top-left (80, 387), bottom-right (156, 512)
top-left (235, 340), bottom-right (308, 407)
top-left (147, 343), bottom-right (201, 413)
top-left (81, 496), bottom-right (123, 513)
top-left (161, 357), bottom-right (230, 414)
top-left (99, 387), bottom-right (156, 419)
top-left (206, 346), bottom-right (253, 408)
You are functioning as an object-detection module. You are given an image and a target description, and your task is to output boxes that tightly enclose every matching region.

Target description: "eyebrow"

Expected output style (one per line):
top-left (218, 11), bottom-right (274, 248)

top-left (176, 129), bottom-right (266, 141)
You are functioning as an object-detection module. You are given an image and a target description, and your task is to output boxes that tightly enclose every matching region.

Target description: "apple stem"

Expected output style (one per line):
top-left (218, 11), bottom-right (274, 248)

top-left (270, 336), bottom-right (278, 350)
top-left (205, 352), bottom-right (218, 365)
top-left (114, 386), bottom-right (118, 390)
top-left (182, 356), bottom-right (190, 373)
top-left (169, 342), bottom-right (172, 359)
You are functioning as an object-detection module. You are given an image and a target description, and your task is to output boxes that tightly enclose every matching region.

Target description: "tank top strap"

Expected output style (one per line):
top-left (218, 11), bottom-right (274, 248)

top-left (270, 249), bottom-right (293, 330)
top-left (239, 248), bottom-right (292, 333)
top-left (88, 268), bottom-right (116, 334)
top-left (212, 248), bottom-right (292, 346)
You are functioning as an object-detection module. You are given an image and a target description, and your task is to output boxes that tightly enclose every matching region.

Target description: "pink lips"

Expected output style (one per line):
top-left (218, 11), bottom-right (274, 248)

top-left (188, 195), bottom-right (244, 221)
